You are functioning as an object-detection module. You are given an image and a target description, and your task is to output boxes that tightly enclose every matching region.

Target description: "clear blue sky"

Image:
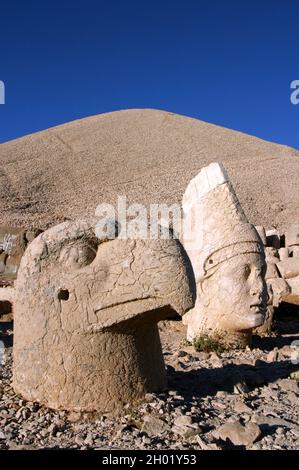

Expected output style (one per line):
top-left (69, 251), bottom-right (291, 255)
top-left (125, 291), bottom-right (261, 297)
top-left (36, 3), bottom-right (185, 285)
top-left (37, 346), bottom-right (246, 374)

top-left (1, 0), bottom-right (299, 147)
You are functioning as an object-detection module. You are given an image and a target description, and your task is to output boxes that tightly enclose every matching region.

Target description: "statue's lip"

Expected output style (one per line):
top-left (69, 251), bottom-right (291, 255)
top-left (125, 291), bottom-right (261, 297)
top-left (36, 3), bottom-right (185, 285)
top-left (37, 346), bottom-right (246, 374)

top-left (251, 312), bottom-right (265, 327)
top-left (250, 303), bottom-right (265, 317)
top-left (250, 302), bottom-right (263, 308)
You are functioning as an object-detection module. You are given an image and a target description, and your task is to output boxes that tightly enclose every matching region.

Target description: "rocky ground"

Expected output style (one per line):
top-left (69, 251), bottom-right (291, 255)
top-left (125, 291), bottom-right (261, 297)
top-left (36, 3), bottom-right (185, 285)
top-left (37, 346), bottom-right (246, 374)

top-left (0, 311), bottom-right (298, 451)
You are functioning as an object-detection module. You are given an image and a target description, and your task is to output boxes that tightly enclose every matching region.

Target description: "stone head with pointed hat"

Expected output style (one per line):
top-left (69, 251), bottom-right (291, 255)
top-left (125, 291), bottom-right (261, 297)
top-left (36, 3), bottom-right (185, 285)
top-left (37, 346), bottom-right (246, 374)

top-left (182, 162), bottom-right (267, 348)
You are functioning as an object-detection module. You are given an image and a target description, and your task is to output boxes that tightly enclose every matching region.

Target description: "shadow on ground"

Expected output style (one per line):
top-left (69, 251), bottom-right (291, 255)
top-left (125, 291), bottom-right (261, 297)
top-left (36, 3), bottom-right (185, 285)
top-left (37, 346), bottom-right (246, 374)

top-left (167, 358), bottom-right (299, 400)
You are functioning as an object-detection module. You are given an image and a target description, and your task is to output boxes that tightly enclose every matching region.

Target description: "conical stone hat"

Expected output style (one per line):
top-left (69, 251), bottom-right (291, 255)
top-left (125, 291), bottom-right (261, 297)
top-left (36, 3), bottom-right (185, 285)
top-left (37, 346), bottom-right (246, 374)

top-left (182, 162), bottom-right (264, 283)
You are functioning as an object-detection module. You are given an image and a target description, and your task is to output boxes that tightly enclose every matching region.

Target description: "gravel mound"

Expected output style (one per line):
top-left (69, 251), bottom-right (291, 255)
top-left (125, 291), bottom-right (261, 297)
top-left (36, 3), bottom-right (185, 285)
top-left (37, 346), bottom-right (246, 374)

top-left (0, 109), bottom-right (298, 230)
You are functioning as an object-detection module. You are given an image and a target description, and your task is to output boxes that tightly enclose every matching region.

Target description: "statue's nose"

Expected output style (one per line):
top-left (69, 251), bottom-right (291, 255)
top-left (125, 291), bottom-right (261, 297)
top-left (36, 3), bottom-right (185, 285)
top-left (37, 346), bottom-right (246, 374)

top-left (250, 273), bottom-right (265, 299)
top-left (250, 282), bottom-right (259, 297)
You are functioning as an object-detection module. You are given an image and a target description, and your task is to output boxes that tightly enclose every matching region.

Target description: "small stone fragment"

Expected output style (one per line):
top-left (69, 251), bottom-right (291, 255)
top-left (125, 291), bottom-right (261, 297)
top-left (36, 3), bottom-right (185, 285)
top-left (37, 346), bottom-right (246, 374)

top-left (142, 416), bottom-right (170, 436)
top-left (214, 420), bottom-right (261, 447)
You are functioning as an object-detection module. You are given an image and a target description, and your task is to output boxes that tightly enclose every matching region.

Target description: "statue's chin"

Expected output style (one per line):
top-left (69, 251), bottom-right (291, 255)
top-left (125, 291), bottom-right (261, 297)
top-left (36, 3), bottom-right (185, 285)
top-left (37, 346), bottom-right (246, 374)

top-left (185, 305), bottom-right (266, 342)
top-left (248, 309), bottom-right (265, 328)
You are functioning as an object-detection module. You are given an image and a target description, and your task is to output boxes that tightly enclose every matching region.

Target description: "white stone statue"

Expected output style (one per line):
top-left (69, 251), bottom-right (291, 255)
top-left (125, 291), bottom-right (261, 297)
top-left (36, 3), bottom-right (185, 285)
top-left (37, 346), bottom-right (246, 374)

top-left (182, 162), bottom-right (267, 349)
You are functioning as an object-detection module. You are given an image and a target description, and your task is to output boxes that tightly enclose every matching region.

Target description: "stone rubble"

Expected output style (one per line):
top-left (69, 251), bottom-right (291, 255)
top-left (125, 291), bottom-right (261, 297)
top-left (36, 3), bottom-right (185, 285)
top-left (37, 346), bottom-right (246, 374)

top-left (258, 223), bottom-right (299, 312)
top-left (0, 227), bottom-right (41, 322)
top-left (0, 319), bottom-right (298, 450)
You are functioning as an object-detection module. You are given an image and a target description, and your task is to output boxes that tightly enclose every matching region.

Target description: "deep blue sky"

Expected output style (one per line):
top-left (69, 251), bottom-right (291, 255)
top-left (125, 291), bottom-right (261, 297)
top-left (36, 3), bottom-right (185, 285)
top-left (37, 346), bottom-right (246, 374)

top-left (1, 0), bottom-right (299, 147)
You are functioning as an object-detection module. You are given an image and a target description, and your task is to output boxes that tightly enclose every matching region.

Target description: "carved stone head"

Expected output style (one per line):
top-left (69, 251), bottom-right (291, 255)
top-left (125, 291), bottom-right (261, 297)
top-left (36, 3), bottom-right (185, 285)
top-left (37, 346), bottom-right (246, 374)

top-left (182, 163), bottom-right (267, 348)
top-left (13, 218), bottom-right (195, 412)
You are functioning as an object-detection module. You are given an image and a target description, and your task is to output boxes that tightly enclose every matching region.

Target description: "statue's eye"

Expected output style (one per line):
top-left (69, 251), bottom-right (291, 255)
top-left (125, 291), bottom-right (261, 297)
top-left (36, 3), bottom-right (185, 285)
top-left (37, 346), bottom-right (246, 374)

top-left (244, 264), bottom-right (251, 279)
top-left (59, 242), bottom-right (97, 269)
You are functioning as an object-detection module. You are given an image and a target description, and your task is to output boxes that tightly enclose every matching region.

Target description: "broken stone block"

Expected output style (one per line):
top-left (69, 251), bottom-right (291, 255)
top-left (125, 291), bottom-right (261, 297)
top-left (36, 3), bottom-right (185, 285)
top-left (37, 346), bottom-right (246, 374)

top-left (285, 224), bottom-right (299, 248)
top-left (276, 259), bottom-right (299, 279)
top-left (13, 218), bottom-right (195, 413)
top-left (172, 416), bottom-right (202, 438)
top-left (281, 277), bottom-right (299, 305)
top-left (214, 420), bottom-right (261, 447)
top-left (254, 304), bottom-right (275, 335)
top-left (279, 247), bottom-right (289, 261)
top-left (291, 246), bottom-right (299, 259)
top-left (142, 416), bottom-right (171, 436)
top-left (182, 162), bottom-right (267, 349)
top-left (268, 278), bottom-right (291, 307)
top-left (0, 227), bottom-right (41, 275)
top-left (266, 229), bottom-right (280, 249)
top-left (265, 246), bottom-right (279, 264)
top-left (0, 226), bottom-right (42, 320)
top-left (265, 262), bottom-right (279, 280)
top-left (0, 286), bottom-right (14, 322)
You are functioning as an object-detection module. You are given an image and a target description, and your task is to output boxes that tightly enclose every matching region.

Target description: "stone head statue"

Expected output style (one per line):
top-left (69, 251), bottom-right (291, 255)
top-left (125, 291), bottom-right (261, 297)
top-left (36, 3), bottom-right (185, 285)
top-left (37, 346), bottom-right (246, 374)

top-left (182, 162), bottom-right (267, 348)
top-left (13, 218), bottom-right (195, 413)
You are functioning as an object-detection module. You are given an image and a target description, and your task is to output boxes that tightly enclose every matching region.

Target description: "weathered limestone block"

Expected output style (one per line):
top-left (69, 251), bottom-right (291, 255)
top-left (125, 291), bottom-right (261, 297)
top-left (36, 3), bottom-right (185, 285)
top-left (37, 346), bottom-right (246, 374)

top-left (269, 278), bottom-right (291, 307)
top-left (259, 306), bottom-right (275, 334)
top-left (0, 285), bottom-right (14, 302)
top-left (265, 262), bottom-right (279, 280)
top-left (281, 277), bottom-right (299, 305)
top-left (264, 247), bottom-right (280, 283)
top-left (276, 259), bottom-right (299, 279)
top-left (254, 276), bottom-right (291, 335)
top-left (0, 285), bottom-right (14, 322)
top-left (279, 247), bottom-right (289, 261)
top-left (13, 219), bottom-right (195, 413)
top-left (0, 226), bottom-right (41, 320)
top-left (0, 227), bottom-right (42, 277)
top-left (182, 162), bottom-right (267, 349)
top-left (254, 277), bottom-right (291, 335)
top-left (261, 225), bottom-right (299, 312)
top-left (265, 246), bottom-right (279, 264)
top-left (285, 224), bottom-right (299, 248)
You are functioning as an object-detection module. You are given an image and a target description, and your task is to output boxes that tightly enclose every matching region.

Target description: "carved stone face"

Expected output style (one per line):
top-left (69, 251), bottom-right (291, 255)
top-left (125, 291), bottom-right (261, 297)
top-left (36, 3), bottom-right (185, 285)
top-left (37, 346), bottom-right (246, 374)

top-left (200, 252), bottom-right (267, 331)
top-left (182, 162), bottom-right (268, 348)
